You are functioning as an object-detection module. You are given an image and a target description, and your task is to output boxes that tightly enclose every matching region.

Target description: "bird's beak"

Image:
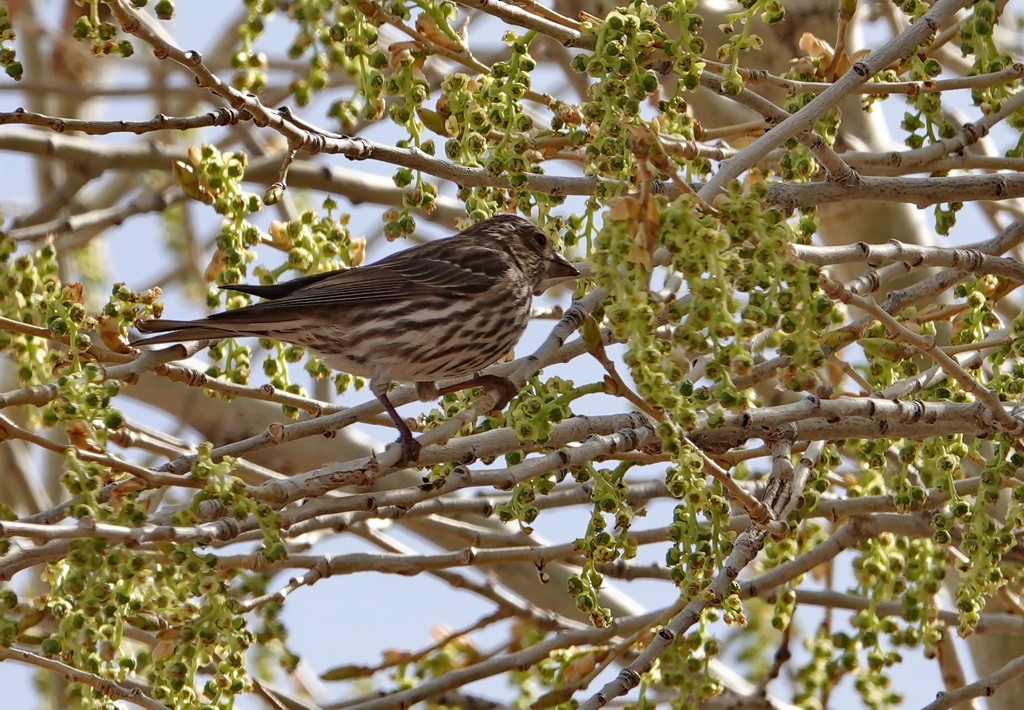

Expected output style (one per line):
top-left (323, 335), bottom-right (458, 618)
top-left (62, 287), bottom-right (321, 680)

top-left (545, 252), bottom-right (580, 280)
top-left (535, 253), bottom-right (580, 295)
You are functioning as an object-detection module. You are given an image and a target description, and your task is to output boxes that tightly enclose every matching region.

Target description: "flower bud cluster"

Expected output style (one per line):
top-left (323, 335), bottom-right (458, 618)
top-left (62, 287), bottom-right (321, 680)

top-left (0, 5), bottom-right (23, 79)
top-left (715, 1), bottom-right (784, 89)
top-left (45, 449), bottom-right (254, 709)
top-left (504, 375), bottom-right (578, 445)
top-left (232, 0), bottom-right (388, 117)
top-left (570, 4), bottom-right (701, 179)
top-left (566, 561), bottom-right (612, 628)
top-left (656, 624), bottom-right (725, 703)
top-left (69, 3), bottom-right (134, 58)
top-left (175, 146), bottom-right (261, 386)
top-left (437, 41), bottom-right (537, 215)
top-left (0, 240), bottom-right (62, 392)
top-left (2, 245), bottom-right (124, 446)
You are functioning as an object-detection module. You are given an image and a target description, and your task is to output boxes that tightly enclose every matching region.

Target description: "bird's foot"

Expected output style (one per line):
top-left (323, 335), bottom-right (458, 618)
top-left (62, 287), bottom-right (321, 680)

top-left (474, 375), bottom-right (518, 412)
top-left (392, 434), bottom-right (422, 467)
top-left (437, 375), bottom-right (519, 413)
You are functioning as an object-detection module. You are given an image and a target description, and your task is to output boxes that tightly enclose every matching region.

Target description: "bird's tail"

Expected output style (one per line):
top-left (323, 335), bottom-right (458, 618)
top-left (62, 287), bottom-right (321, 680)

top-left (132, 319), bottom-right (235, 346)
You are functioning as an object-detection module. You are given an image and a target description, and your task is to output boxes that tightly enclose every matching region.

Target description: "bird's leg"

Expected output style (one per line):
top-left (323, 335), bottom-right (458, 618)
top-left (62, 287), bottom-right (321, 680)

top-left (437, 375), bottom-right (519, 412)
top-left (371, 382), bottom-right (421, 465)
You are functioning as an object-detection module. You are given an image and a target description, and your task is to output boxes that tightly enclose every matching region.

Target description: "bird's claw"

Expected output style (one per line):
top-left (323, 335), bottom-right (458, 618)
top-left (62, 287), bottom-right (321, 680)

top-left (393, 435), bottom-right (422, 467)
top-left (435, 375), bottom-right (518, 412)
top-left (476, 375), bottom-right (518, 412)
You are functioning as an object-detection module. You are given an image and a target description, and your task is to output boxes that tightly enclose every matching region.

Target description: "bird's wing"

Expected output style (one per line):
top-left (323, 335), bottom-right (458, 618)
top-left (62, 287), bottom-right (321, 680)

top-left (219, 237), bottom-right (508, 315)
top-left (133, 237), bottom-right (514, 336)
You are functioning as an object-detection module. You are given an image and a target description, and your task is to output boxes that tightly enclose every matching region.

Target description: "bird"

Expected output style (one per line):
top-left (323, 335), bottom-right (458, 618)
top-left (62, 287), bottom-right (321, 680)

top-left (133, 213), bottom-right (580, 464)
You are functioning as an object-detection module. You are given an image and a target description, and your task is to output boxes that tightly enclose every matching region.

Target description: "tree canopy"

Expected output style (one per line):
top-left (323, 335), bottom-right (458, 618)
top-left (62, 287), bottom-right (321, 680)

top-left (4, 0), bottom-right (1024, 708)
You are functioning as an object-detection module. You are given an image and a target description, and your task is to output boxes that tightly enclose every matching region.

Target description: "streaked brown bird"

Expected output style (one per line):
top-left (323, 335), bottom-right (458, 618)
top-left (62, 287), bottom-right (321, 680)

top-left (134, 214), bottom-right (579, 464)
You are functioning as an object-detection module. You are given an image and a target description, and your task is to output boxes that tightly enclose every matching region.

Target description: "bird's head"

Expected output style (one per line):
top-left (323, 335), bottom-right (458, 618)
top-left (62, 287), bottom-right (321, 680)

top-left (480, 214), bottom-right (580, 293)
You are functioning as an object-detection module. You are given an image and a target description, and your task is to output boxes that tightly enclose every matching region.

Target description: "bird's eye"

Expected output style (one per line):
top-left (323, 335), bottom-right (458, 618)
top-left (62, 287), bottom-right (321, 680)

top-left (531, 231), bottom-right (548, 250)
